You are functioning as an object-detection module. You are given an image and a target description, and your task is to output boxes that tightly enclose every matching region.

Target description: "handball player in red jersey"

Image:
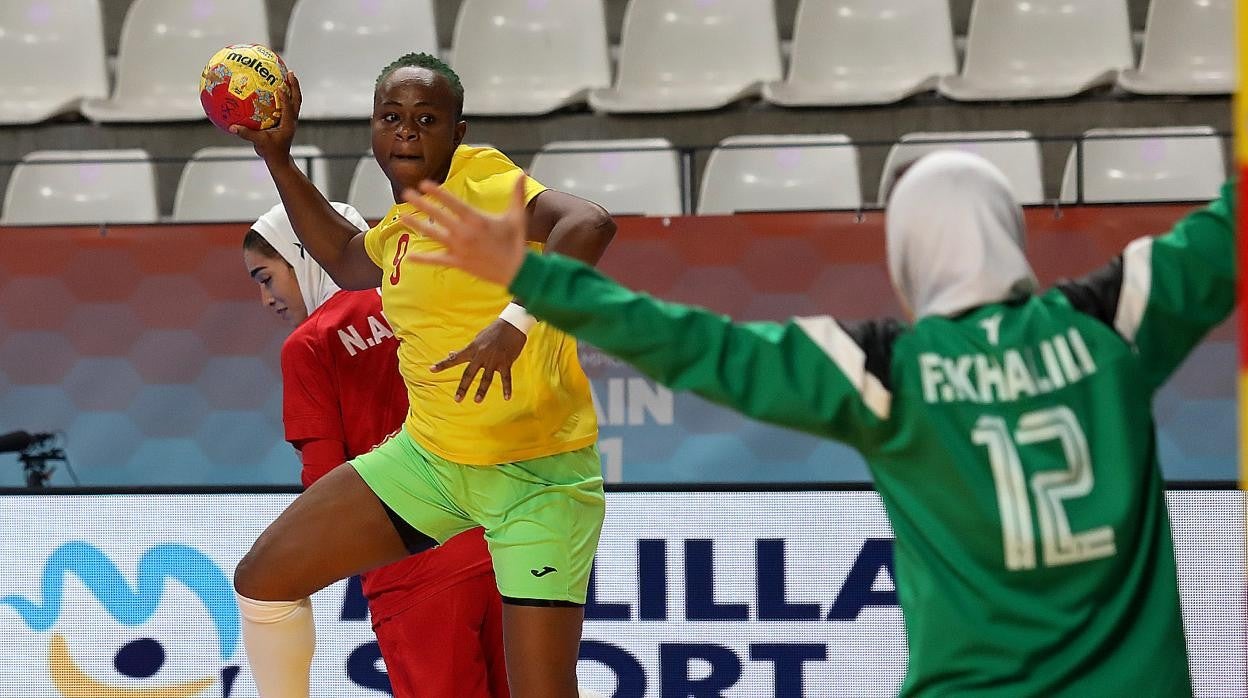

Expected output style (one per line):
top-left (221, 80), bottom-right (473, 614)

top-left (242, 202), bottom-right (508, 698)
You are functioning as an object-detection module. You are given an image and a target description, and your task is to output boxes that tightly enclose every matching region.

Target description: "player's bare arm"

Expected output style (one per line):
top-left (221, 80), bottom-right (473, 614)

top-left (526, 189), bottom-right (616, 266)
top-left (231, 72), bottom-right (382, 291)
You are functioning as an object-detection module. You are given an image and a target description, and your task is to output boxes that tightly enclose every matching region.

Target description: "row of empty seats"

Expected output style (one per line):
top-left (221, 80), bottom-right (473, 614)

top-left (538, 128), bottom-right (1226, 214)
top-left (1, 146), bottom-right (328, 225)
top-left (0, 127), bottom-right (1225, 225)
top-left (0, 0), bottom-right (1232, 125)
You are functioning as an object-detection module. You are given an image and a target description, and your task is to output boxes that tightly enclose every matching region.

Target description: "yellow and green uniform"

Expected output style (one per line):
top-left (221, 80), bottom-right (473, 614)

top-left (352, 145), bottom-right (602, 603)
top-left (363, 145), bottom-right (598, 465)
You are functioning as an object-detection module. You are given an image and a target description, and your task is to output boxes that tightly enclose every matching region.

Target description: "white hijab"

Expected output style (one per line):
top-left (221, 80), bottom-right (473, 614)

top-left (250, 202), bottom-right (370, 315)
top-left (885, 151), bottom-right (1038, 319)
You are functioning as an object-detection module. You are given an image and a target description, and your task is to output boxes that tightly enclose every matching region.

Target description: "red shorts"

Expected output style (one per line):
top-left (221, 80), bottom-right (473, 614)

top-left (372, 570), bottom-right (509, 698)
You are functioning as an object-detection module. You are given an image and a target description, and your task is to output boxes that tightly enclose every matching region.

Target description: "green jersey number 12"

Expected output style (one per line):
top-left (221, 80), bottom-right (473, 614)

top-left (972, 406), bottom-right (1117, 571)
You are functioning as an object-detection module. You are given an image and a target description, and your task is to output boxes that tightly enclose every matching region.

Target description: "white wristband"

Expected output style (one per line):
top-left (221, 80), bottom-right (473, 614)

top-left (499, 302), bottom-right (537, 335)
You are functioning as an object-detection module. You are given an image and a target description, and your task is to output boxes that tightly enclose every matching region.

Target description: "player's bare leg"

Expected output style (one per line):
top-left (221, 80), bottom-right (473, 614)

top-left (236, 462), bottom-right (411, 599)
top-left (501, 604), bottom-right (585, 698)
top-left (234, 463), bottom-right (413, 697)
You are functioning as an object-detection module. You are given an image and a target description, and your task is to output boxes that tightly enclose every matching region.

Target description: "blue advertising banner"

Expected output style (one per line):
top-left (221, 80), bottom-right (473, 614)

top-left (0, 490), bottom-right (1242, 696)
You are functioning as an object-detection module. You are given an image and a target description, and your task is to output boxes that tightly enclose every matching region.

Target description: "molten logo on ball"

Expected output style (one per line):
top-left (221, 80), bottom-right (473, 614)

top-left (200, 43), bottom-right (288, 132)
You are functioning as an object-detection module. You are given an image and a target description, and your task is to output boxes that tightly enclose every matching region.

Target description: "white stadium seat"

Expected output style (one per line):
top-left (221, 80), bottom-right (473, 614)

top-left (1117, 0), bottom-right (1234, 96)
top-left (697, 134), bottom-right (861, 214)
top-left (172, 146), bottom-right (328, 222)
top-left (1060, 126), bottom-right (1225, 204)
top-left (0, 0), bottom-right (108, 124)
top-left (529, 139), bottom-right (683, 216)
top-left (879, 131), bottom-right (1045, 205)
top-left (939, 0), bottom-right (1133, 102)
top-left (451, 0), bottom-right (611, 116)
top-left (81, 0), bottom-right (269, 123)
top-left (2, 149), bottom-right (158, 225)
top-left (763, 0), bottom-right (956, 107)
top-left (284, 0), bottom-right (438, 120)
top-left (588, 0), bottom-right (782, 114)
top-left (347, 154), bottom-right (395, 221)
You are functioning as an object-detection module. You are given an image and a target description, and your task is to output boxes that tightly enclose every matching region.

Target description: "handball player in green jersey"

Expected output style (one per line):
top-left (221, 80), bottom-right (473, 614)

top-left (398, 151), bottom-right (1232, 696)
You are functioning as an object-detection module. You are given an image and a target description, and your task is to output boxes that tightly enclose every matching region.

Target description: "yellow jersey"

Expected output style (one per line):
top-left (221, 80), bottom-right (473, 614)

top-left (363, 145), bottom-right (598, 465)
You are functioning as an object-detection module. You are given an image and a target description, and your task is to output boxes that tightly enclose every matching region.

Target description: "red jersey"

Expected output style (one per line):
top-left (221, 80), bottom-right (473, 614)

top-left (280, 289), bottom-right (493, 620)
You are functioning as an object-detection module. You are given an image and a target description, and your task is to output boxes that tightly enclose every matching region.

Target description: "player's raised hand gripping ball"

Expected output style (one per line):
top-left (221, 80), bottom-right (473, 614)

top-left (200, 44), bottom-right (288, 132)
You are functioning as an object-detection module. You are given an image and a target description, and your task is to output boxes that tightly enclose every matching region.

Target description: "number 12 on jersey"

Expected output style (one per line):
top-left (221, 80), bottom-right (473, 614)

top-left (973, 406), bottom-right (1117, 571)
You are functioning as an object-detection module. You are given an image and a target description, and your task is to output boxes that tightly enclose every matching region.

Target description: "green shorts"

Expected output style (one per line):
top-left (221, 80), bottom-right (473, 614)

top-left (350, 429), bottom-right (605, 604)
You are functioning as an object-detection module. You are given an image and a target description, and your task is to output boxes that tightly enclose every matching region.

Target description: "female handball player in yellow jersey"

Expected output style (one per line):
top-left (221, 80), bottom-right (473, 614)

top-left (228, 53), bottom-right (616, 698)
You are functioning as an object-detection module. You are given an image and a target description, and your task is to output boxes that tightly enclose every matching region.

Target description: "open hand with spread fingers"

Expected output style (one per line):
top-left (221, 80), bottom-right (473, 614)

top-left (432, 318), bottom-right (527, 403)
top-left (399, 177), bottom-right (530, 287)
